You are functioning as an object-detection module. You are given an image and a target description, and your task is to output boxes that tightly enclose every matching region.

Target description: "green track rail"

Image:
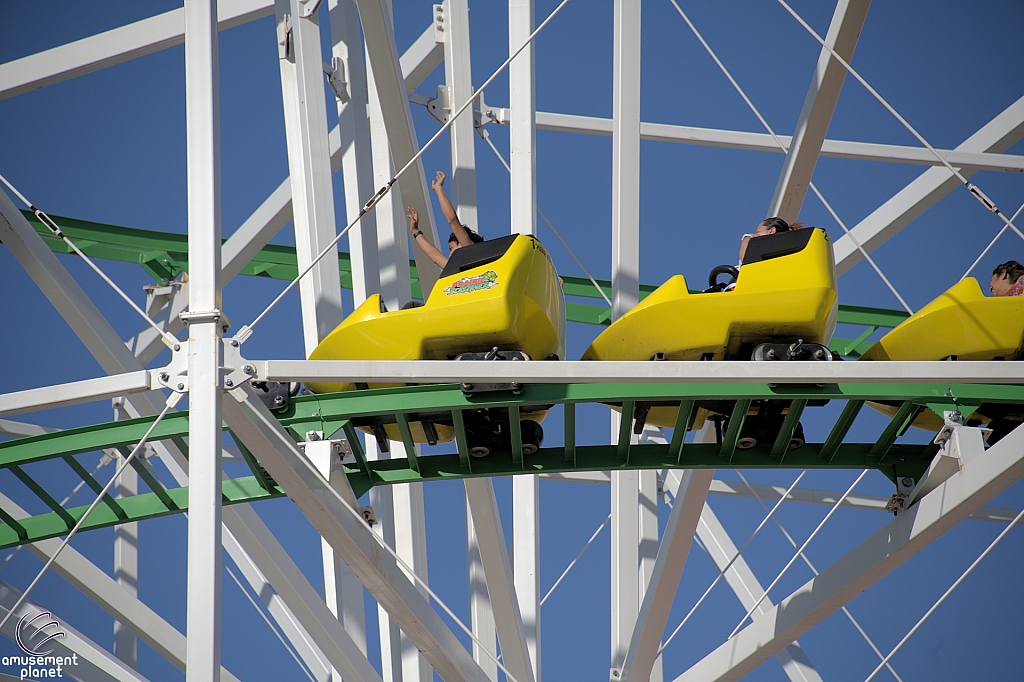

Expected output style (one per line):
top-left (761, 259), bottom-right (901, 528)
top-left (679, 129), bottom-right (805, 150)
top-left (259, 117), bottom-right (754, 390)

top-left (5, 211), bottom-right (906, 355)
top-left (2, 379), bottom-right (1018, 550)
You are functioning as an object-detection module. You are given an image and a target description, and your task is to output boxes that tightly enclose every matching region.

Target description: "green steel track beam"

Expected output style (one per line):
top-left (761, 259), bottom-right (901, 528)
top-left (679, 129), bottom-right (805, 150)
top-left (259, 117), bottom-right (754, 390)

top-left (2, 380), bottom-right (1011, 550)
top-left (5, 211), bottom-right (908, 343)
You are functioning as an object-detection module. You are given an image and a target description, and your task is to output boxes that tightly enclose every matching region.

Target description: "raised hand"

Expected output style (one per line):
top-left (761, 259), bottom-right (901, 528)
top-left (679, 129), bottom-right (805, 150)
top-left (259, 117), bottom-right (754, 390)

top-left (431, 170), bottom-right (446, 192)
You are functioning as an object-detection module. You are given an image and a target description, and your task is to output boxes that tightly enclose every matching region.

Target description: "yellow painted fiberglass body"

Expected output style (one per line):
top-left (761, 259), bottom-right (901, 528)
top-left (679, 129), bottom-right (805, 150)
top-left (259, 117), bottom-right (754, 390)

top-left (860, 277), bottom-right (1024, 431)
top-left (306, 234), bottom-right (566, 444)
top-left (582, 228), bottom-right (838, 429)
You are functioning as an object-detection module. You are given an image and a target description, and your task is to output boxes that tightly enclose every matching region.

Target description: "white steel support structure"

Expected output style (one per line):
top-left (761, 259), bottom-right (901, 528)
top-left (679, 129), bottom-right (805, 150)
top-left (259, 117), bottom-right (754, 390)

top-left (330, 0), bottom-right (380, 303)
top-left (674, 423), bottom-right (1024, 682)
top-left (355, 0), bottom-right (443, 297)
top-left (444, 0), bottom-right (479, 234)
top-left (466, 497), bottom-right (498, 681)
top-left (610, 0), bottom-right (642, 677)
top-left (508, 0), bottom-right (537, 237)
top-left (394, 479), bottom-right (432, 682)
top-left (184, 0), bottom-right (223, 679)
top-left (276, 0), bottom-right (345, 352)
top-left (112, 400), bottom-right (139, 670)
top-left (695, 503), bottom-right (823, 682)
top-left (767, 0), bottom-right (871, 222)
top-left (513, 474), bottom-right (542, 681)
top-left (366, 440), bottom-right (404, 681)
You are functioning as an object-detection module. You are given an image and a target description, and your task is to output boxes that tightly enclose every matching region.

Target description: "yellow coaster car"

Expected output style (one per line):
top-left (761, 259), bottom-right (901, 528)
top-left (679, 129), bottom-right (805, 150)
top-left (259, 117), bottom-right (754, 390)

top-left (307, 234), bottom-right (566, 457)
top-left (859, 277), bottom-right (1024, 438)
top-left (582, 228), bottom-right (838, 446)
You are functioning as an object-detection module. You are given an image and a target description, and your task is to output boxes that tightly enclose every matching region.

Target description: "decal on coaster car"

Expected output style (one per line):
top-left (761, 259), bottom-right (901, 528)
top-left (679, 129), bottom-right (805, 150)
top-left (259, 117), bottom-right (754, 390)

top-left (444, 270), bottom-right (499, 296)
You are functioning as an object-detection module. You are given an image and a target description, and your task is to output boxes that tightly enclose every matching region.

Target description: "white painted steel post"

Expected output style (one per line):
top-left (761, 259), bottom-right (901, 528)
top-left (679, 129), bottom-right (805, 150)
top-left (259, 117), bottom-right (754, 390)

top-left (330, 0), bottom-right (380, 303)
top-left (394, 478), bottom-right (432, 682)
top-left (443, 0), bottom-right (478, 234)
top-left (184, 0), bottom-right (223, 678)
top-left (275, 0), bottom-right (345, 352)
top-left (638, 471), bottom-right (661, 682)
top-left (513, 474), bottom-right (541, 681)
top-left (508, 0), bottom-right (536, 236)
top-left (368, 55), bottom-right (413, 311)
top-left (112, 400), bottom-right (139, 670)
top-left (366, 440), bottom-right (404, 681)
top-left (466, 497), bottom-right (498, 681)
top-left (609, 0), bottom-right (641, 676)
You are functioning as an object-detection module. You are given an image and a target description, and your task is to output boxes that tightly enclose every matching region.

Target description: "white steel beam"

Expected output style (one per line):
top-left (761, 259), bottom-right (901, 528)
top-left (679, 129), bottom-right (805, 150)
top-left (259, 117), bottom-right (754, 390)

top-left (224, 504), bottom-right (383, 682)
top-left (444, 0), bottom-right (479, 234)
top-left (276, 0), bottom-right (345, 352)
top-left (0, 0), bottom-right (272, 101)
top-left (610, 0), bottom-right (641, 320)
top-left (222, 383), bottom-right (490, 682)
top-left (513, 474), bottom-right (542, 681)
top-left (466, 495), bottom-right (498, 681)
top-left (183, 0), bottom-right (224, 680)
top-left (834, 94), bottom-right (1024, 274)
top-left (488, 110), bottom-right (1024, 172)
top-left (0, 493), bottom-right (242, 682)
top-left (0, 578), bottom-right (151, 682)
top-left (619, 469), bottom-right (713, 682)
top-left (364, 440), bottom-right (403, 681)
top-left (126, 280), bottom-right (189, 367)
top-left (610, 467), bottom-right (640, 674)
top-left (673, 422), bottom-right (1024, 682)
top-left (696, 502), bottom-right (823, 682)
top-left (464, 478), bottom-right (537, 682)
top-left (394, 479), bottom-right (433, 682)
top-left (768, 0), bottom-right (871, 222)
top-left (330, 0), bottom-right (380, 304)
top-left (0, 371), bottom-right (152, 418)
top-left (262, 358), bottom-right (1024, 384)
top-left (509, 0), bottom-right (537, 237)
top-left (354, 0), bottom-right (442, 296)
top-left (400, 20), bottom-right (446, 93)
top-left (113, 402), bottom-right (139, 670)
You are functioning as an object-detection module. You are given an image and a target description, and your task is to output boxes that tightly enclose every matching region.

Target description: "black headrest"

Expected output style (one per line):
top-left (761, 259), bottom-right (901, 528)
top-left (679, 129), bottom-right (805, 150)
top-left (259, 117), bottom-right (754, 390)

top-left (439, 234), bottom-right (521, 279)
top-left (741, 228), bottom-right (819, 266)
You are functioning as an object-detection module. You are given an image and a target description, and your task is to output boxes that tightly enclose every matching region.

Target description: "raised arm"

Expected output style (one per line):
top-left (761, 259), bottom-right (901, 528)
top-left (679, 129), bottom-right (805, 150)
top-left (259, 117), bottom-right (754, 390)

top-left (431, 170), bottom-right (473, 246)
top-left (407, 207), bottom-right (448, 269)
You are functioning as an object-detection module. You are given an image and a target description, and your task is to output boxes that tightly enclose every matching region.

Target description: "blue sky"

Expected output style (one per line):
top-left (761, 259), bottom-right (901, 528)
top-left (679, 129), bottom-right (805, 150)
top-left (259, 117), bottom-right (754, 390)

top-left (2, 0), bottom-right (1024, 680)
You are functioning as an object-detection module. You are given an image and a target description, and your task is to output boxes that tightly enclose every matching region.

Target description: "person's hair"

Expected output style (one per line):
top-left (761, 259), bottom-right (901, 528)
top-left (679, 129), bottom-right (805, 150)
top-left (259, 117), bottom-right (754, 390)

top-left (760, 216), bottom-right (791, 232)
top-left (448, 226), bottom-right (485, 245)
top-left (788, 221), bottom-right (807, 230)
top-left (993, 260), bottom-right (1024, 283)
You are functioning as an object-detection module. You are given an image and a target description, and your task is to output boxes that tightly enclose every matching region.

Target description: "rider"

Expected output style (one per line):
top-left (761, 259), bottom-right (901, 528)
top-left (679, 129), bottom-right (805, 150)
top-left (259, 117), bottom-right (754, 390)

top-left (990, 260), bottom-right (1024, 296)
top-left (408, 170), bottom-right (484, 269)
top-left (738, 217), bottom-right (804, 264)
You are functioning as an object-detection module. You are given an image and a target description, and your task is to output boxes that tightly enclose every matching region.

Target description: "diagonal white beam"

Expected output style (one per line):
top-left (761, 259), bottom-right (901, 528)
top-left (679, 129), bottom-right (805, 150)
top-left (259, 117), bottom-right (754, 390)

top-left (768, 0), bottom-right (871, 222)
top-left (464, 478), bottom-right (536, 682)
top-left (400, 19), bottom-right (445, 96)
top-left (0, 578), bottom-right (151, 682)
top-left (354, 0), bottom-right (442, 297)
top-left (834, 93), bottom-right (1024, 275)
top-left (224, 504), bottom-right (383, 682)
top-left (619, 469), bottom-right (714, 682)
top-left (696, 502), bottom-right (823, 682)
top-left (489, 110), bottom-right (1024, 172)
top-left (0, 0), bottom-right (273, 101)
top-left (0, 371), bottom-right (152, 418)
top-left (222, 383), bottom-right (490, 682)
top-left (673, 421), bottom-right (1024, 682)
top-left (0, 493), bottom-right (242, 682)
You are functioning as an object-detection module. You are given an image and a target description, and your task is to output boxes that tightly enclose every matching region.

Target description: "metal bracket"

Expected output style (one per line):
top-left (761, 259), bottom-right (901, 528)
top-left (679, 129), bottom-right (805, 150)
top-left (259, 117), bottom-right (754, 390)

top-left (143, 280), bottom-right (184, 317)
top-left (324, 57), bottom-right (349, 102)
top-left (433, 3), bottom-right (445, 41)
top-left (222, 337), bottom-right (258, 389)
top-left (180, 308), bottom-right (231, 333)
top-left (297, 0), bottom-right (324, 18)
top-left (153, 341), bottom-right (190, 393)
top-left (426, 84), bottom-right (451, 125)
top-left (302, 431), bottom-right (355, 465)
top-left (277, 17), bottom-right (292, 59)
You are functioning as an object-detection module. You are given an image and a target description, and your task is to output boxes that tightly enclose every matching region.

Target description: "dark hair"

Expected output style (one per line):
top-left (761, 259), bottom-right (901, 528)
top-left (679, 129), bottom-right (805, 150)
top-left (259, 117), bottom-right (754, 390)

top-left (760, 216), bottom-right (791, 232)
top-left (448, 226), bottom-right (485, 245)
top-left (993, 260), bottom-right (1024, 282)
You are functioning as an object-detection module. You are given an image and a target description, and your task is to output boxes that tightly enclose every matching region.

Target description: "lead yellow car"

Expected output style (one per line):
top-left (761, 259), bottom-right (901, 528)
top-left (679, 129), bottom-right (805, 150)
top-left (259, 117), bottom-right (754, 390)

top-left (307, 233), bottom-right (565, 457)
top-left (583, 228), bottom-right (838, 447)
top-left (859, 277), bottom-right (1024, 440)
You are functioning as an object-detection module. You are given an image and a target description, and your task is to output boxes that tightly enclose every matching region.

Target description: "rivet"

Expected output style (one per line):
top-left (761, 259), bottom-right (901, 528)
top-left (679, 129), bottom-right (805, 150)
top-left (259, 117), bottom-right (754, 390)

top-left (177, 383), bottom-right (185, 390)
top-left (225, 379), bottom-right (234, 387)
